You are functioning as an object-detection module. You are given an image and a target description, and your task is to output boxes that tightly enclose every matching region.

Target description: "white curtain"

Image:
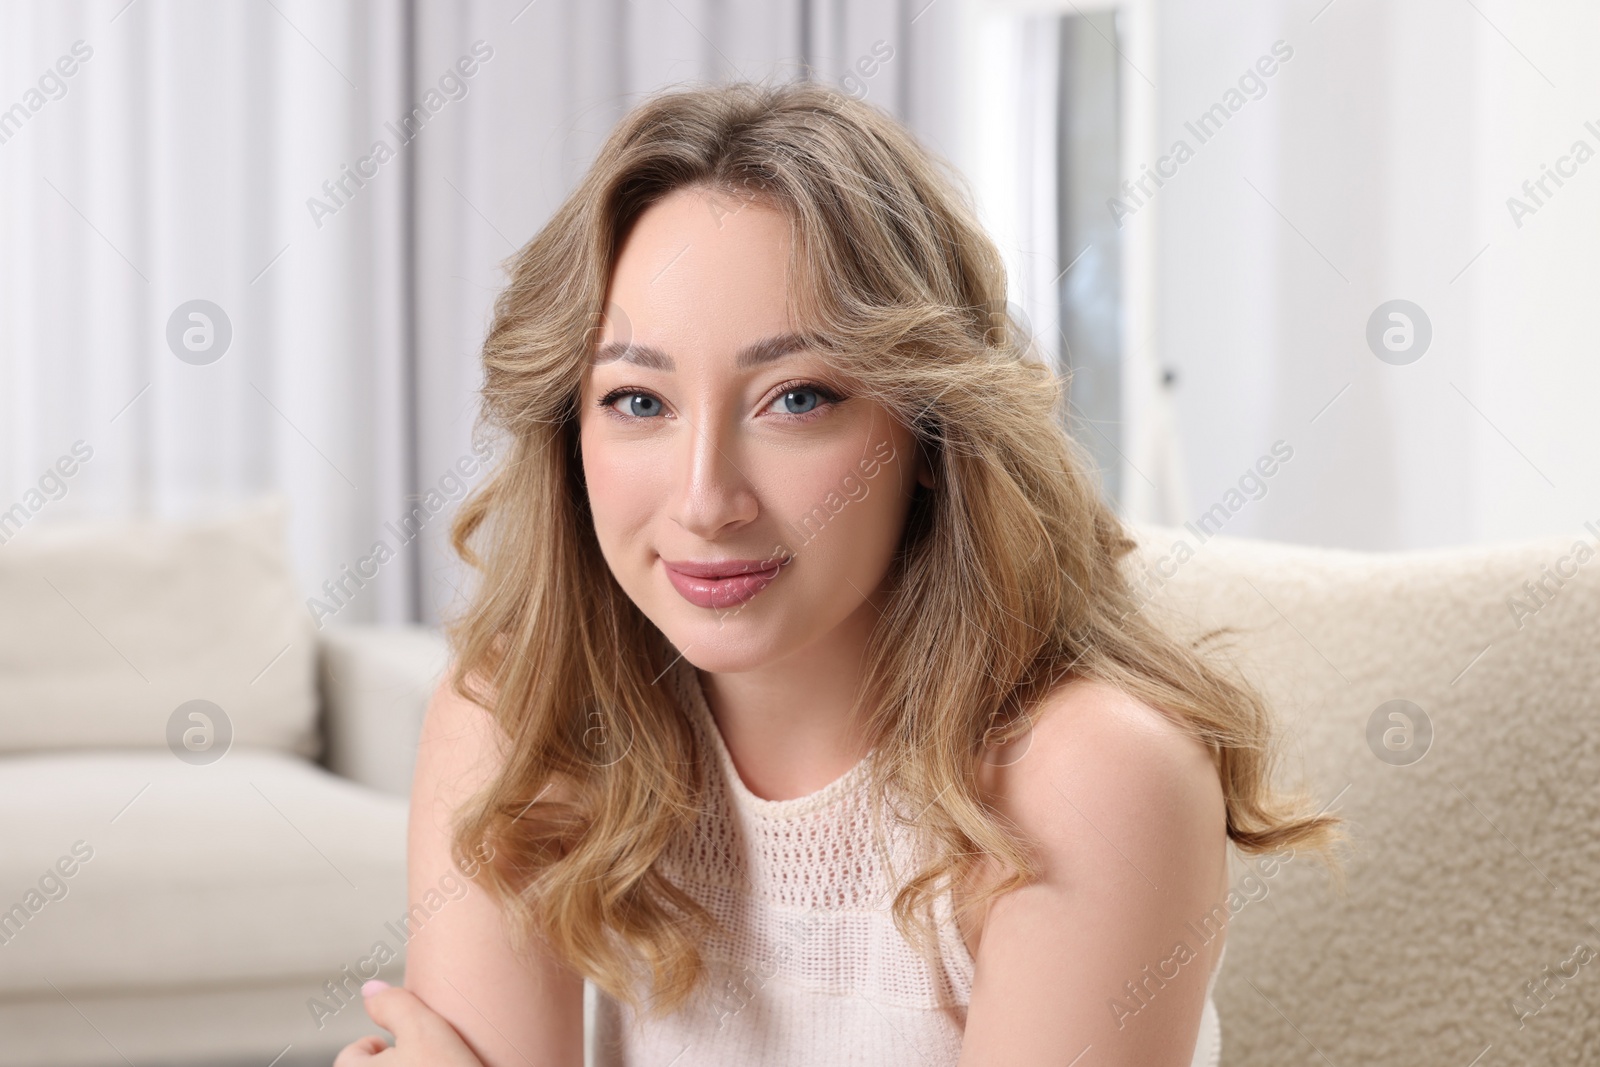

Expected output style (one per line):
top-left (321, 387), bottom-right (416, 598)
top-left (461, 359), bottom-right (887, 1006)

top-left (0, 0), bottom-right (975, 626)
top-left (0, 0), bottom-right (414, 618)
top-left (966, 10), bottom-right (1062, 370)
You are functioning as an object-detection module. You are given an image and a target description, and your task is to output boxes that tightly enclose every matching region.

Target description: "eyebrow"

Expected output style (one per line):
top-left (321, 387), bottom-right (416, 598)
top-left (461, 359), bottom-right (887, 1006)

top-left (592, 332), bottom-right (811, 371)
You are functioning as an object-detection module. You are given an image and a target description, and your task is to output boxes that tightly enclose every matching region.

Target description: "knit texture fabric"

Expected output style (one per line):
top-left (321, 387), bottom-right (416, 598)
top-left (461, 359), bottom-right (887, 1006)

top-left (591, 659), bottom-right (1224, 1066)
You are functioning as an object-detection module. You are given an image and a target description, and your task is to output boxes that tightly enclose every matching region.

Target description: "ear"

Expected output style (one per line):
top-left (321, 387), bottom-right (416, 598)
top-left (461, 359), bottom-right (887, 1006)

top-left (915, 442), bottom-right (935, 490)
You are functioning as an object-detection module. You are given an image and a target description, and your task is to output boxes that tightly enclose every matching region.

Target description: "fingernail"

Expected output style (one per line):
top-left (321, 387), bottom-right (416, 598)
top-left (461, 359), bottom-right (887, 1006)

top-left (362, 979), bottom-right (390, 997)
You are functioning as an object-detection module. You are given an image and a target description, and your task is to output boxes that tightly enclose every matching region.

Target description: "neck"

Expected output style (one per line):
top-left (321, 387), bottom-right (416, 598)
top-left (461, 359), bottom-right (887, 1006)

top-left (697, 596), bottom-right (881, 802)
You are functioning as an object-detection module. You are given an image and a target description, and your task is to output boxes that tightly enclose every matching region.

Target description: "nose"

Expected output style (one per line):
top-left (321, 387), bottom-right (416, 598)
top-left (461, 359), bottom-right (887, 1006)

top-left (670, 404), bottom-right (759, 540)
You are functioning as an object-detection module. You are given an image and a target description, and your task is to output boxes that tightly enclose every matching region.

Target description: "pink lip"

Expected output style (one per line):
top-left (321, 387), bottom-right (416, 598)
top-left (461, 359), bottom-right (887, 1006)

top-left (662, 556), bottom-right (788, 610)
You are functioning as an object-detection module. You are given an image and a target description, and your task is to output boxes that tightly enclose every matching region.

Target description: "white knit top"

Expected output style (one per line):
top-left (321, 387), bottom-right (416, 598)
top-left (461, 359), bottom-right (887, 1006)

top-left (588, 660), bottom-right (1225, 1066)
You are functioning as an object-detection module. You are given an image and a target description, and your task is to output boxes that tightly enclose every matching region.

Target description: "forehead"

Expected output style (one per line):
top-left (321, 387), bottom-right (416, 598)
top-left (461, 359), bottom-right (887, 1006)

top-left (602, 186), bottom-right (798, 351)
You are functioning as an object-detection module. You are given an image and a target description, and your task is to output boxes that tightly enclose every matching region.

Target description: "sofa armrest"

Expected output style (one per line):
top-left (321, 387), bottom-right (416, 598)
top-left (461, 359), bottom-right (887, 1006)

top-left (316, 625), bottom-right (450, 798)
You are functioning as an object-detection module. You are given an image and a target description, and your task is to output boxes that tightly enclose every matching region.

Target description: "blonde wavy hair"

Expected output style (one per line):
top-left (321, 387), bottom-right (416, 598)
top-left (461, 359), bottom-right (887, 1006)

top-left (444, 79), bottom-right (1345, 1017)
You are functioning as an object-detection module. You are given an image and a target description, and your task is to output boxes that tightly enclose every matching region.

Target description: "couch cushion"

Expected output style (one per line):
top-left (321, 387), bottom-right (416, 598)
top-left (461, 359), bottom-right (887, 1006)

top-left (1124, 523), bottom-right (1600, 1067)
top-left (0, 495), bottom-right (318, 756)
top-left (0, 748), bottom-right (407, 997)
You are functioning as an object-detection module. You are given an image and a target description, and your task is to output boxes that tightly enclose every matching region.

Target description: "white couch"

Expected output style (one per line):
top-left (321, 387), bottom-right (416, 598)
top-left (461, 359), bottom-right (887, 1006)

top-left (0, 496), bottom-right (448, 1067)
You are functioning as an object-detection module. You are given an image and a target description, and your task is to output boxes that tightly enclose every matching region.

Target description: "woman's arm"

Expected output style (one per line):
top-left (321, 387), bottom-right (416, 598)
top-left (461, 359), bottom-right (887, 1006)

top-left (959, 677), bottom-right (1230, 1066)
top-left (344, 669), bottom-right (586, 1067)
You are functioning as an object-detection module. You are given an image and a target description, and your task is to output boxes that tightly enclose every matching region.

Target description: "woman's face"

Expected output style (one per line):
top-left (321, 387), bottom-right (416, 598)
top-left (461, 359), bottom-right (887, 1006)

top-left (577, 185), bottom-right (927, 673)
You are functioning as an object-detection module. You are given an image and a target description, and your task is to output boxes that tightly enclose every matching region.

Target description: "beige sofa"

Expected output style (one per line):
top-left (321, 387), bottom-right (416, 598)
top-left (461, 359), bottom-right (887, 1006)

top-left (4, 496), bottom-right (1595, 1065)
top-left (0, 496), bottom-right (448, 1067)
top-left (1124, 521), bottom-right (1600, 1067)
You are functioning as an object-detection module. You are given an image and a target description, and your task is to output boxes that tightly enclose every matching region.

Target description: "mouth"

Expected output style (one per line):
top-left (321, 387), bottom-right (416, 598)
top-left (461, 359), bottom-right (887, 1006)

top-left (661, 555), bottom-right (791, 611)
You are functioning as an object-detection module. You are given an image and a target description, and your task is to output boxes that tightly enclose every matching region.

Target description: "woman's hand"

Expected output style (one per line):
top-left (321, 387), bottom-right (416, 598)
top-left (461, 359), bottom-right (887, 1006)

top-left (333, 980), bottom-right (486, 1067)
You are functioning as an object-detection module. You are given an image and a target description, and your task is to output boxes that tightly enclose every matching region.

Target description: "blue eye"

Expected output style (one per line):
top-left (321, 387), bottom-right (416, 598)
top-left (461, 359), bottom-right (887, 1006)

top-left (605, 391), bottom-right (663, 417)
top-left (771, 388), bottom-right (820, 415)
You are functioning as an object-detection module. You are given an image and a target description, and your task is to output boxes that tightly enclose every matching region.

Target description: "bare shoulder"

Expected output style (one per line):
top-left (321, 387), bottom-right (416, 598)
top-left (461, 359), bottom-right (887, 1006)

top-left (412, 668), bottom-right (505, 824)
top-left (956, 676), bottom-right (1231, 1064)
top-left (415, 666), bottom-right (577, 811)
top-left (962, 673), bottom-right (1228, 946)
top-left (976, 674), bottom-right (1224, 840)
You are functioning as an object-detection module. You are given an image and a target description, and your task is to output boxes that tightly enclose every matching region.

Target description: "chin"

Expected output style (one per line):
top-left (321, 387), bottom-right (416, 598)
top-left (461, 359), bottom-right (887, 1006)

top-left (661, 610), bottom-right (793, 675)
top-left (676, 644), bottom-right (765, 675)
top-left (632, 577), bottom-right (806, 674)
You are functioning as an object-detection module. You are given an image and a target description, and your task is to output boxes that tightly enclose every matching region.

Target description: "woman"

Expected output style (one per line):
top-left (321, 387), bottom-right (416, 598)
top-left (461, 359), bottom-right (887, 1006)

top-left (337, 80), bottom-right (1344, 1067)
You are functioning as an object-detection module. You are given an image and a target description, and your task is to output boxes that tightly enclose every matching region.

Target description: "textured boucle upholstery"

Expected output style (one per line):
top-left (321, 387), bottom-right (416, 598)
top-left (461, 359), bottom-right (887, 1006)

top-left (1123, 522), bottom-right (1600, 1066)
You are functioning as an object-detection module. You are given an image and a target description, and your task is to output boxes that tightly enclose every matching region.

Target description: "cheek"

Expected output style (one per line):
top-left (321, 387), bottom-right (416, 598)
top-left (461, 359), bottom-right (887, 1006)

top-left (579, 424), bottom-right (659, 555)
top-left (767, 431), bottom-right (913, 573)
